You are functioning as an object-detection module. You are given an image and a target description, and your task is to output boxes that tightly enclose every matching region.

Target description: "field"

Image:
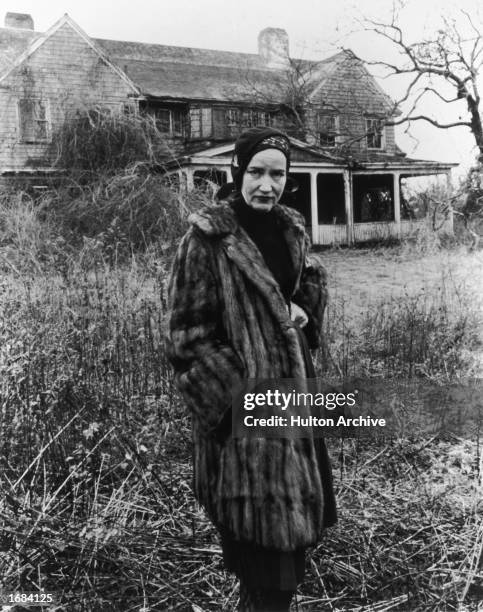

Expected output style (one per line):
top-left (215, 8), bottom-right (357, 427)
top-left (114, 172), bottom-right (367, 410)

top-left (0, 244), bottom-right (482, 612)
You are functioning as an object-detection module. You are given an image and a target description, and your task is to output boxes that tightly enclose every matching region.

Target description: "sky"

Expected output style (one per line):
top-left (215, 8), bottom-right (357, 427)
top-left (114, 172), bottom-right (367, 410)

top-left (4, 0), bottom-right (482, 180)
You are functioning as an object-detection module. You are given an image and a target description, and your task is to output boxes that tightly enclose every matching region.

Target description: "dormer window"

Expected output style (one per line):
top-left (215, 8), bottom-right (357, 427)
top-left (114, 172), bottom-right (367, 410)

top-left (318, 114), bottom-right (340, 147)
top-left (366, 118), bottom-right (385, 149)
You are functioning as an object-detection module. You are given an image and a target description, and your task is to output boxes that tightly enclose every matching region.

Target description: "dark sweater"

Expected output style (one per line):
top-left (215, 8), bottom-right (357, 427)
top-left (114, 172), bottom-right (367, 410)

top-left (232, 197), bottom-right (296, 305)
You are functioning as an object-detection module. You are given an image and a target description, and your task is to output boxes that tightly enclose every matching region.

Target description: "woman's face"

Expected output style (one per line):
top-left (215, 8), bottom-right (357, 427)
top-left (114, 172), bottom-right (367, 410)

top-left (241, 149), bottom-right (287, 211)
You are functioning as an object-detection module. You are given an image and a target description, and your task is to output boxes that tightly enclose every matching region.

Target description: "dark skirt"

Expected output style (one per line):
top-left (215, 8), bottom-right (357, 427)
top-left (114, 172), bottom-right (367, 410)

top-left (220, 325), bottom-right (337, 591)
top-left (221, 533), bottom-right (306, 591)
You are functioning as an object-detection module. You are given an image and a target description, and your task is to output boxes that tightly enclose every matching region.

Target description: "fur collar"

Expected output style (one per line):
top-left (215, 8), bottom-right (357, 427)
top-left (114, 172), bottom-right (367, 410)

top-left (188, 201), bottom-right (306, 238)
top-left (188, 200), bottom-right (309, 317)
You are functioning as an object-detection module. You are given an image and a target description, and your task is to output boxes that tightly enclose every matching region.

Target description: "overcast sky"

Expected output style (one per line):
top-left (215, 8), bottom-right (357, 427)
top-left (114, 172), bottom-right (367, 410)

top-left (4, 0), bottom-right (482, 178)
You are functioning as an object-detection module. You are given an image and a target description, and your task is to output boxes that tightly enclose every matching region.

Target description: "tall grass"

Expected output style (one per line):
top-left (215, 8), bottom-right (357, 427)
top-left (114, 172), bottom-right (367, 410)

top-left (1, 249), bottom-right (481, 610)
top-left (0, 191), bottom-right (67, 274)
top-left (320, 281), bottom-right (481, 381)
top-left (0, 261), bottom-right (194, 609)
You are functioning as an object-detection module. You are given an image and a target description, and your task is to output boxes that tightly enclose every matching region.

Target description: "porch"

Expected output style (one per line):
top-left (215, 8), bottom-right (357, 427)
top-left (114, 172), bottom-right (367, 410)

top-left (174, 142), bottom-right (457, 246)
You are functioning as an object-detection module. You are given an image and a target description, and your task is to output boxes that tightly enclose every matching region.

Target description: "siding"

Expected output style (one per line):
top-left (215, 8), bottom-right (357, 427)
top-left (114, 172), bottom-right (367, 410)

top-left (308, 54), bottom-right (397, 155)
top-left (0, 22), bottom-right (135, 171)
top-left (0, 25), bottom-right (400, 170)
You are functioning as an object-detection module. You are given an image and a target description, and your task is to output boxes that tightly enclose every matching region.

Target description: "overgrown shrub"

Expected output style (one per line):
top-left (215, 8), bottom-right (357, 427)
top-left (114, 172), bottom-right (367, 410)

top-left (51, 107), bottom-right (172, 179)
top-left (44, 170), bottom-right (199, 260)
top-left (0, 109), bottom-right (216, 270)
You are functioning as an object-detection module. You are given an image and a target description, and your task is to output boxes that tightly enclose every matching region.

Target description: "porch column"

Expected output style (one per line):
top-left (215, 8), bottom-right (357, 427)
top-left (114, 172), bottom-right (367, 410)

top-left (343, 170), bottom-right (353, 245)
top-left (310, 171), bottom-right (319, 245)
top-left (185, 168), bottom-right (194, 191)
top-left (393, 172), bottom-right (401, 239)
top-left (446, 170), bottom-right (454, 234)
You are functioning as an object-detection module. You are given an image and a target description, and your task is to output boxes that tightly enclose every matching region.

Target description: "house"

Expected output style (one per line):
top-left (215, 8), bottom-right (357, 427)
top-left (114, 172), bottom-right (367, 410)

top-left (0, 11), bottom-right (457, 245)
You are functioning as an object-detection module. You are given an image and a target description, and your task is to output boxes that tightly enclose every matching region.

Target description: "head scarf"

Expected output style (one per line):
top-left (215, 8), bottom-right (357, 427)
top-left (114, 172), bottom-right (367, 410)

top-left (230, 127), bottom-right (291, 190)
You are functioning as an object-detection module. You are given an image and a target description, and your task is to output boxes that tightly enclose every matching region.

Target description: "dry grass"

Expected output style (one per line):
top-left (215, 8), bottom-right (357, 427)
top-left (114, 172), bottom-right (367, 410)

top-left (0, 246), bottom-right (482, 611)
top-left (318, 248), bottom-right (482, 380)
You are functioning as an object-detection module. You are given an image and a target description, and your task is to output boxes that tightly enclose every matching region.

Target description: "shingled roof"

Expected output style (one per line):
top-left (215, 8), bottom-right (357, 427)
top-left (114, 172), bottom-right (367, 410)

top-left (0, 19), bottom-right (341, 102)
top-left (94, 37), bottom-right (340, 102)
top-left (106, 57), bottom-right (284, 101)
top-left (95, 38), bottom-right (269, 69)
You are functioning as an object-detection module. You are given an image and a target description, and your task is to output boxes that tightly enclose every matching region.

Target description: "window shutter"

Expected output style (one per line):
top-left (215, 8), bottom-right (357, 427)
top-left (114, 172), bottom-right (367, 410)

top-left (18, 99), bottom-right (49, 142)
top-left (201, 108), bottom-right (212, 138)
top-left (33, 101), bottom-right (48, 140)
top-left (19, 99), bottom-right (36, 141)
top-left (171, 109), bottom-right (184, 136)
top-left (155, 109), bottom-right (171, 133)
top-left (190, 108), bottom-right (201, 138)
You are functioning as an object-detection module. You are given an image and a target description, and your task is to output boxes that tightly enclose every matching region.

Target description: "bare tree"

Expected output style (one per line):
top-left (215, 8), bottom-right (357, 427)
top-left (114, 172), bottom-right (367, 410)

top-left (233, 53), bottom-right (394, 155)
top-left (350, 5), bottom-right (483, 246)
top-left (355, 7), bottom-right (483, 161)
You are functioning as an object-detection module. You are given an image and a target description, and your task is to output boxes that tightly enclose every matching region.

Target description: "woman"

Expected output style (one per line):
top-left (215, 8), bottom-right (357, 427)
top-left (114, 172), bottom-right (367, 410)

top-left (167, 127), bottom-right (337, 611)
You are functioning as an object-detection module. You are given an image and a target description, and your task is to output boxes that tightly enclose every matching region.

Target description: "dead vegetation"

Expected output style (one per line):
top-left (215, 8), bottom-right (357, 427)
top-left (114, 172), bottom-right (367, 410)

top-left (0, 109), bottom-right (481, 610)
top-left (0, 246), bottom-right (481, 611)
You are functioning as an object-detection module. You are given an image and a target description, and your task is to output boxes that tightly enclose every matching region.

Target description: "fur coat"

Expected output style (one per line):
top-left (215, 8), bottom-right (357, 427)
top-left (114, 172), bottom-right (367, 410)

top-left (167, 201), bottom-right (330, 551)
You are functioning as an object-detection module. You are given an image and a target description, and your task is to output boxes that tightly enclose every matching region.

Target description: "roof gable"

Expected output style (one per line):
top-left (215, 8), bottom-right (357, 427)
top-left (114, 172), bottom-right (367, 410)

top-left (0, 14), bottom-right (139, 94)
top-left (309, 51), bottom-right (394, 115)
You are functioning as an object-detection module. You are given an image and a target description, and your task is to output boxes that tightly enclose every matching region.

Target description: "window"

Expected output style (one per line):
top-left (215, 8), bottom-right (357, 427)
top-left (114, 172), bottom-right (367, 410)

top-left (152, 108), bottom-right (185, 137)
top-left (18, 99), bottom-right (50, 143)
top-left (121, 102), bottom-right (138, 117)
top-left (225, 108), bottom-right (273, 129)
top-left (318, 114), bottom-right (339, 147)
top-left (242, 109), bottom-right (255, 128)
top-left (189, 107), bottom-right (213, 139)
top-left (225, 108), bottom-right (240, 126)
top-left (241, 109), bottom-right (274, 128)
top-left (366, 118), bottom-right (385, 149)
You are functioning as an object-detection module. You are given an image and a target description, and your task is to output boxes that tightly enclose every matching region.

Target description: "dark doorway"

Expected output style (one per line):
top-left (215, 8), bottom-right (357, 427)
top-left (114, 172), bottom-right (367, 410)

top-left (353, 174), bottom-right (394, 223)
top-left (284, 172), bottom-right (311, 226)
top-left (317, 174), bottom-right (346, 223)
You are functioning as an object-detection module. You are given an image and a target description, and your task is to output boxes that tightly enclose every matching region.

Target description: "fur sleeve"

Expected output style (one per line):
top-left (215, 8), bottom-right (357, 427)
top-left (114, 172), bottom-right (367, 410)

top-left (167, 229), bottom-right (245, 437)
top-left (292, 235), bottom-right (328, 350)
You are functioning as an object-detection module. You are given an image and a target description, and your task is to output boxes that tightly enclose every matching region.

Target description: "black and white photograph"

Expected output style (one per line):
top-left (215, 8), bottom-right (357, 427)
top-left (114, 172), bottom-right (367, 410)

top-left (0, 0), bottom-right (482, 610)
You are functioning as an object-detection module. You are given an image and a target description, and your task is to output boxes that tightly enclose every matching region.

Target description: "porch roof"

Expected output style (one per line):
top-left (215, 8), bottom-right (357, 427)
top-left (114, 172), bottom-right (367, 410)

top-left (168, 139), bottom-right (457, 176)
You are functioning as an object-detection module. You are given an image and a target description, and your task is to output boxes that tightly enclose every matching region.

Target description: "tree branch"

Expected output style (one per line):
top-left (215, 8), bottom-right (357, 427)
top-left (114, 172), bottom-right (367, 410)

top-left (387, 115), bottom-right (471, 129)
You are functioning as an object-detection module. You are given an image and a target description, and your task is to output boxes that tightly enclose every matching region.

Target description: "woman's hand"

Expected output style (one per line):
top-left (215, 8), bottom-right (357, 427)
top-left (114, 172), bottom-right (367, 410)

top-left (290, 302), bottom-right (308, 328)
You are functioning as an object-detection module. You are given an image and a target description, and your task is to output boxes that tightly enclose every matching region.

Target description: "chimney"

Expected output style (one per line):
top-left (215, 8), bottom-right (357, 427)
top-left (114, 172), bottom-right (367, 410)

top-left (4, 12), bottom-right (34, 30)
top-left (258, 28), bottom-right (289, 68)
